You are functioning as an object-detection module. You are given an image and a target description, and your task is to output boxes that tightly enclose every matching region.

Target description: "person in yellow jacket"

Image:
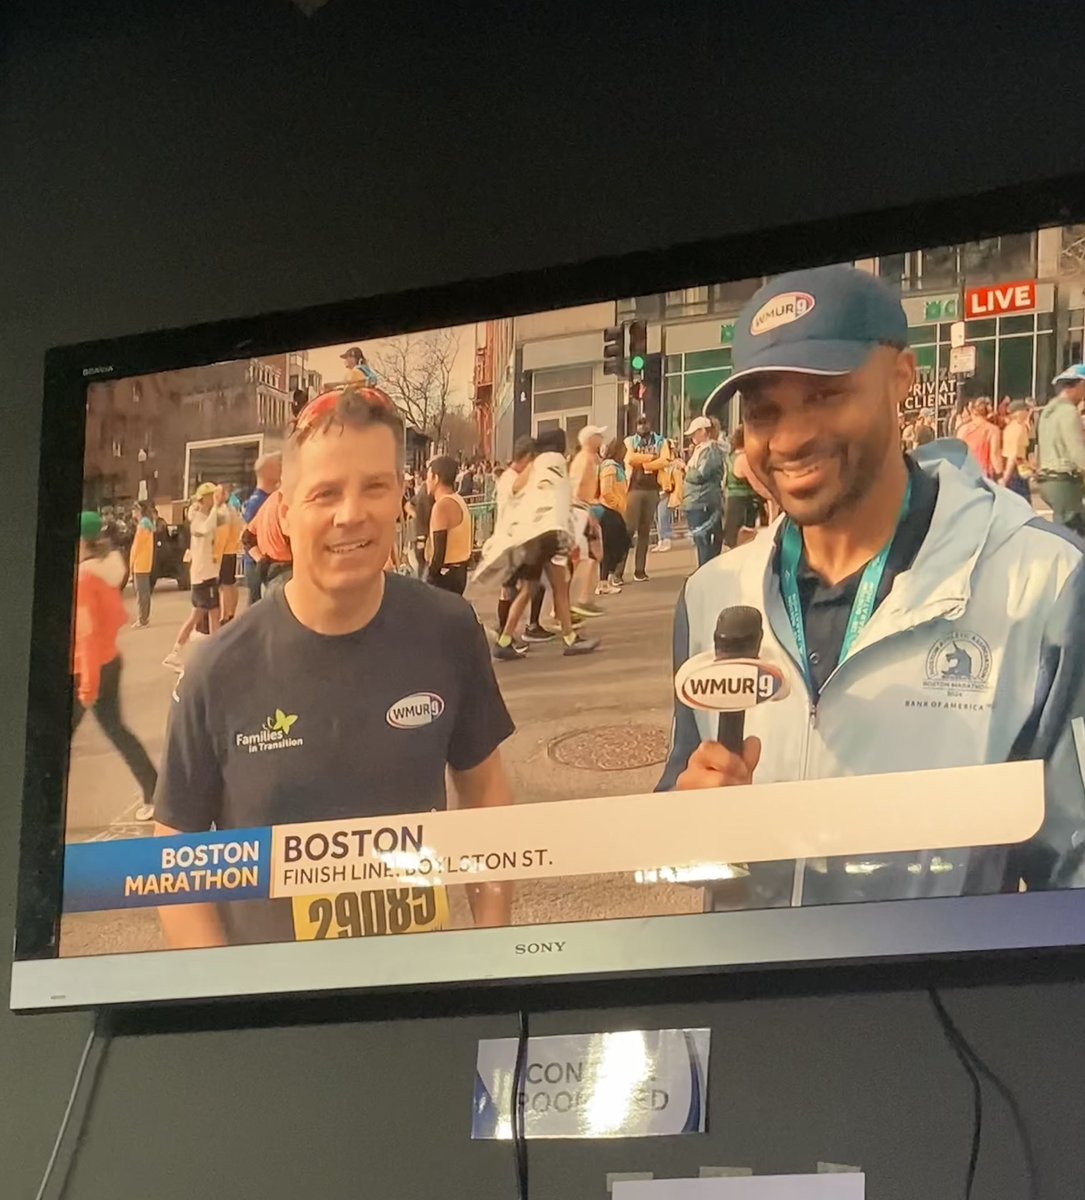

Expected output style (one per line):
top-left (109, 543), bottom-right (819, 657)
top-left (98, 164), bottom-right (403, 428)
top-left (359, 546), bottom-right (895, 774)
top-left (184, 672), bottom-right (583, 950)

top-left (213, 486), bottom-right (244, 624)
top-left (128, 502), bottom-right (156, 628)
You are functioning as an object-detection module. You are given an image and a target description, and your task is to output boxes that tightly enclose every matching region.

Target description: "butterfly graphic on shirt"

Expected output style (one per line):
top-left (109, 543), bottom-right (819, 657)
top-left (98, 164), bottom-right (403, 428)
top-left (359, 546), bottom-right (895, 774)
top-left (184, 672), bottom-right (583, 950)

top-left (265, 708), bottom-right (299, 735)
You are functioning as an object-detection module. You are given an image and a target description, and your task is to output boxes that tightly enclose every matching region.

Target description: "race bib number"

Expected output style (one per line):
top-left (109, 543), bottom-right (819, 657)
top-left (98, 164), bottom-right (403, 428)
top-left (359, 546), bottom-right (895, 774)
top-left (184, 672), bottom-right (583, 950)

top-left (291, 886), bottom-right (450, 941)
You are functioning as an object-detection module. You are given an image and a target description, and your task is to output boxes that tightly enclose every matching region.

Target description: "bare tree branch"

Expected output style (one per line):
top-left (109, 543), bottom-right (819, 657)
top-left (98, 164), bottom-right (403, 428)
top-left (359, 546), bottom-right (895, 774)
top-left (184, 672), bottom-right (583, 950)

top-left (370, 328), bottom-right (464, 442)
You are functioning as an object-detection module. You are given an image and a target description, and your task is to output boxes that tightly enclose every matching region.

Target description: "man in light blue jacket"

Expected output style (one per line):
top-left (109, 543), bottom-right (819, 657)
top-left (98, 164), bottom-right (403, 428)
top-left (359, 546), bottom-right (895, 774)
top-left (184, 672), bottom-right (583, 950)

top-left (658, 265), bottom-right (1085, 907)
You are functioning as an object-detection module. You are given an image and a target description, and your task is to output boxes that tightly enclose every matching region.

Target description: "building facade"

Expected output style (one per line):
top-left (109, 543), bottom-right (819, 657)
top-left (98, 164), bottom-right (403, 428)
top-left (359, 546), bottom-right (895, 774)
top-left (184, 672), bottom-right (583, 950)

top-left (83, 354), bottom-right (313, 507)
top-left (488, 224), bottom-right (1085, 461)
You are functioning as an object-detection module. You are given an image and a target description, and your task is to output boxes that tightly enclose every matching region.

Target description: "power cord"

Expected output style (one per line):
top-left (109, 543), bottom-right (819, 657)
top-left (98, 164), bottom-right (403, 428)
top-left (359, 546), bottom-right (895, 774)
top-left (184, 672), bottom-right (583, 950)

top-left (928, 988), bottom-right (1039, 1200)
top-left (34, 1009), bottom-right (113, 1200)
top-left (511, 1009), bottom-right (530, 1200)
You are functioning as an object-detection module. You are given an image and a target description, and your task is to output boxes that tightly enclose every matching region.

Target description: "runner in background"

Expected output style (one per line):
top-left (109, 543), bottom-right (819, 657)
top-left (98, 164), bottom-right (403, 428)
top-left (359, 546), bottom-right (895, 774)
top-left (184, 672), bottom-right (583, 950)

top-left (153, 386), bottom-right (515, 949)
top-left (242, 451), bottom-right (282, 605)
top-left (214, 485), bottom-right (244, 624)
top-left (957, 398), bottom-right (1004, 479)
top-left (595, 436), bottom-right (630, 593)
top-left (1000, 400), bottom-right (1033, 501)
top-left (407, 461), bottom-right (435, 579)
top-left (722, 425), bottom-right (771, 549)
top-left (651, 439), bottom-right (678, 554)
top-left (569, 424), bottom-right (606, 618)
top-left (128, 501), bottom-right (155, 628)
top-left (75, 512), bottom-right (158, 822)
top-left (494, 436), bottom-right (536, 643)
top-left (488, 428), bottom-right (599, 659)
top-left (163, 482), bottom-right (221, 672)
top-left (425, 455), bottom-right (473, 595)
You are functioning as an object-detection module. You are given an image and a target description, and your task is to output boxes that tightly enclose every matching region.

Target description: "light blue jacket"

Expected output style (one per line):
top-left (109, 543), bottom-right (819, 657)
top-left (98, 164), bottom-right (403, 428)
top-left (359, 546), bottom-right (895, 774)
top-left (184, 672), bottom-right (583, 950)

top-left (659, 447), bottom-right (1085, 904)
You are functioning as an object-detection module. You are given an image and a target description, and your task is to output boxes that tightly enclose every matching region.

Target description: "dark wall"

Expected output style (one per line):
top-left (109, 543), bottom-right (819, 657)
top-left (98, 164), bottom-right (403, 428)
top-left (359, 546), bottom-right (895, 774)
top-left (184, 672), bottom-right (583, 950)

top-left (2, 2), bottom-right (1083, 1197)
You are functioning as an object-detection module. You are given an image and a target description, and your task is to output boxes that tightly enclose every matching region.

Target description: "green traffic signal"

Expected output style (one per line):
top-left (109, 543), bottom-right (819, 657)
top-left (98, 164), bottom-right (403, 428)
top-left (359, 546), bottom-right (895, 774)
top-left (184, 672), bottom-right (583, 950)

top-left (630, 353), bottom-right (646, 372)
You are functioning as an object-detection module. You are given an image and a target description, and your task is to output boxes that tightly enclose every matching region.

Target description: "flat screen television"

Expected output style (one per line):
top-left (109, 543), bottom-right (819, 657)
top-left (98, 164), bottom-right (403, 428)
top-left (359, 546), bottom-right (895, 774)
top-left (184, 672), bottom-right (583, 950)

top-left (13, 175), bottom-right (1085, 1012)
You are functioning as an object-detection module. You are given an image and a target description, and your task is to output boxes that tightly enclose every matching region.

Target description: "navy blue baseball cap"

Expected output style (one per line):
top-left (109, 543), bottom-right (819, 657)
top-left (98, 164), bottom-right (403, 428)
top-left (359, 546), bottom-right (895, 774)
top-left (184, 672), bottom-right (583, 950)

top-left (706, 265), bottom-right (908, 417)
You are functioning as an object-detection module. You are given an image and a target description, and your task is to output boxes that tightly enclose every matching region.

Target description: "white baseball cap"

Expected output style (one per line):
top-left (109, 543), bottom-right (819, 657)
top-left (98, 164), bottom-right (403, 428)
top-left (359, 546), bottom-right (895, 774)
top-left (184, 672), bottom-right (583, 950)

top-left (578, 424), bottom-right (607, 446)
top-left (684, 415), bottom-right (713, 435)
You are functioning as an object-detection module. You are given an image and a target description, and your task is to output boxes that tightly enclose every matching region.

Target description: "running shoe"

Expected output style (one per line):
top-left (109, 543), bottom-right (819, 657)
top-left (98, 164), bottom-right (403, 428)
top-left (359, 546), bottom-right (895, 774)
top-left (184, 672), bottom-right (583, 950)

top-left (135, 802), bottom-right (155, 822)
top-left (571, 602), bottom-right (604, 619)
top-left (562, 633), bottom-right (600, 656)
top-left (162, 649), bottom-right (184, 672)
top-left (655, 539), bottom-right (672, 553)
top-left (595, 581), bottom-right (621, 595)
top-left (493, 641), bottom-right (528, 661)
top-left (131, 620), bottom-right (148, 629)
top-left (633, 572), bottom-right (649, 582)
top-left (523, 624), bottom-right (556, 642)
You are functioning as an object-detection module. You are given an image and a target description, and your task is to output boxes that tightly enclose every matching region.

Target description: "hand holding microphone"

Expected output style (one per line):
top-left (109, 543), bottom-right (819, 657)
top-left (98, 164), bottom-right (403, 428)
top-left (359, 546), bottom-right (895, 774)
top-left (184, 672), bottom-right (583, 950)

top-left (674, 606), bottom-right (787, 790)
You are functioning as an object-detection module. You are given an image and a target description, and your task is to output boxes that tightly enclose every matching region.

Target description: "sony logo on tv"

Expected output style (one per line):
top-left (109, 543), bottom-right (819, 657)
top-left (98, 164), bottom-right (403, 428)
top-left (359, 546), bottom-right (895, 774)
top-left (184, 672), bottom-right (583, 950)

top-left (515, 940), bottom-right (566, 956)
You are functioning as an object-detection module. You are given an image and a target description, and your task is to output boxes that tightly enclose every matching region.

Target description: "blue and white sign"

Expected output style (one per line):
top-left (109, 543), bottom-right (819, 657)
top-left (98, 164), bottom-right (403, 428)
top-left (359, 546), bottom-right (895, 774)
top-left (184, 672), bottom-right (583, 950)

top-left (472, 1028), bottom-right (710, 1140)
top-left (63, 828), bottom-right (272, 911)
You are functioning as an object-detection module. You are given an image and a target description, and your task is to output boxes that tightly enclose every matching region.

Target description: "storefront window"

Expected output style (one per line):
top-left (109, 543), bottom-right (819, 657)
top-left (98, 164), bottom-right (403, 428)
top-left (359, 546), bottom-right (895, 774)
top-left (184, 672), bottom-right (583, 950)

top-left (913, 345), bottom-right (937, 372)
top-left (1035, 333), bottom-right (1055, 399)
top-left (918, 246), bottom-right (957, 290)
top-left (997, 337), bottom-right (1034, 401)
top-left (662, 353), bottom-right (734, 442)
top-left (684, 348), bottom-right (732, 373)
top-left (971, 339), bottom-right (997, 397)
top-left (966, 318), bottom-right (997, 339)
top-left (878, 253), bottom-right (907, 285)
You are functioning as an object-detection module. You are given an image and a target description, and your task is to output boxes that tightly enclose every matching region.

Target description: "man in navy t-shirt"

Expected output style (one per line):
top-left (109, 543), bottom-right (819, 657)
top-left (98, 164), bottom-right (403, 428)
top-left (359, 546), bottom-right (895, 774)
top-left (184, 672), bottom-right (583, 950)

top-left (153, 388), bottom-right (515, 947)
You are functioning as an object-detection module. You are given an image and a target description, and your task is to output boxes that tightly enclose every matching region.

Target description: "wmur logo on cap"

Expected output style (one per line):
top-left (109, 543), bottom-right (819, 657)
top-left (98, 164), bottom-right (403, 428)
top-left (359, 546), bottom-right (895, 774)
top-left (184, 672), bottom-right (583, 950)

top-left (750, 291), bottom-right (816, 337)
top-left (675, 652), bottom-right (790, 712)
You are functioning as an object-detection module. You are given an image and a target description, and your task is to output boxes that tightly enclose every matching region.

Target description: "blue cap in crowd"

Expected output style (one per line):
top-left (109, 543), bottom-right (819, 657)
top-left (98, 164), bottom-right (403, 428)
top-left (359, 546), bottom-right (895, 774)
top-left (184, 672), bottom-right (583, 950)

top-left (707, 265), bottom-right (908, 414)
top-left (1053, 363), bottom-right (1085, 385)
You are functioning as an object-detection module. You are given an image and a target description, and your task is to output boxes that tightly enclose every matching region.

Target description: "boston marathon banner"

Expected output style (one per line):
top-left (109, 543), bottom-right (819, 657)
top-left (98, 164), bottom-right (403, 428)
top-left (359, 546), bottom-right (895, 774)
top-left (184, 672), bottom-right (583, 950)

top-left (62, 761), bottom-right (1043, 914)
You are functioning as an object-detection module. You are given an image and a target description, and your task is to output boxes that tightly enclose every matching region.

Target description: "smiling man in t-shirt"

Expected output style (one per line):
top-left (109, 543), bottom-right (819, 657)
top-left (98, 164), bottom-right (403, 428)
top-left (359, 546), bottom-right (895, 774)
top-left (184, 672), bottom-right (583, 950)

top-left (153, 387), bottom-right (515, 948)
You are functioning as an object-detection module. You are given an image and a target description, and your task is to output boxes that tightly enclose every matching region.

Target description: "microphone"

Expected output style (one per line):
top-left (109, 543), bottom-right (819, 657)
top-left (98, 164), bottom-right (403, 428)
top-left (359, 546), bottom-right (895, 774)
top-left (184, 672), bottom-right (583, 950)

top-left (713, 607), bottom-right (764, 754)
top-left (674, 605), bottom-right (789, 756)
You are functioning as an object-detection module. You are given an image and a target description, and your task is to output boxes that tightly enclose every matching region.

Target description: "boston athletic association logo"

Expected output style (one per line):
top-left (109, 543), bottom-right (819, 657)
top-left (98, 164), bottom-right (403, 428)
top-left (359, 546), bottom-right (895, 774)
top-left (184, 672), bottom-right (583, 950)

top-left (923, 632), bottom-right (992, 693)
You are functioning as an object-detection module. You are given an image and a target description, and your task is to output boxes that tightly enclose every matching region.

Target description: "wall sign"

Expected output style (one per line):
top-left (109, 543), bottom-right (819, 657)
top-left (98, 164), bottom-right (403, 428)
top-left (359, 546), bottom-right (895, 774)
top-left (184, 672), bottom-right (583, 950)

top-left (612, 1175), bottom-right (864, 1198)
top-left (472, 1028), bottom-right (710, 1140)
top-left (964, 280), bottom-right (1037, 319)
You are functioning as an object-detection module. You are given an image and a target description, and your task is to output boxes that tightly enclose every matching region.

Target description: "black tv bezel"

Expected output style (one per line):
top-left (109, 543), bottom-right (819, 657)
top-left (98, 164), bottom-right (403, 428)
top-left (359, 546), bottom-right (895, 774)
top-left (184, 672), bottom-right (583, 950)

top-left (15, 170), bottom-right (1085, 1017)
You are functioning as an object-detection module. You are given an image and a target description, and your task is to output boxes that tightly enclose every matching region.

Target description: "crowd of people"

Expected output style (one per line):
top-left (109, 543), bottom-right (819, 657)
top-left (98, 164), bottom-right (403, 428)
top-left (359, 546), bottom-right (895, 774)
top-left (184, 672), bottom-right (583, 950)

top-left (899, 363), bottom-right (1085, 534)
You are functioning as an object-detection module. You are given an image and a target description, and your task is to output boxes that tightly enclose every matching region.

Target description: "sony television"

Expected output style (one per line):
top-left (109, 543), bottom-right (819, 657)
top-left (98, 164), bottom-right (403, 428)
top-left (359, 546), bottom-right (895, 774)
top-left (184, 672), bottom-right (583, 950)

top-left (12, 175), bottom-right (1085, 1012)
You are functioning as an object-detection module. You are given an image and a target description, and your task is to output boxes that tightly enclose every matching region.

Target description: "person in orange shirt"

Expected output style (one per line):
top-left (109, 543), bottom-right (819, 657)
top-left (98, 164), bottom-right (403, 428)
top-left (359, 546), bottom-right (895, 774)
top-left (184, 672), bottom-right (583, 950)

top-left (128, 502), bottom-right (156, 628)
top-left (596, 436), bottom-right (631, 591)
top-left (75, 512), bottom-right (158, 822)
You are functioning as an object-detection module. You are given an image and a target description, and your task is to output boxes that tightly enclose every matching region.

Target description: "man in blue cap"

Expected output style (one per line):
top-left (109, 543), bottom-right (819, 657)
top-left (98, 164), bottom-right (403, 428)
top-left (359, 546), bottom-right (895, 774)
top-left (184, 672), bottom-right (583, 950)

top-left (658, 264), bottom-right (1085, 909)
top-left (1035, 363), bottom-right (1085, 534)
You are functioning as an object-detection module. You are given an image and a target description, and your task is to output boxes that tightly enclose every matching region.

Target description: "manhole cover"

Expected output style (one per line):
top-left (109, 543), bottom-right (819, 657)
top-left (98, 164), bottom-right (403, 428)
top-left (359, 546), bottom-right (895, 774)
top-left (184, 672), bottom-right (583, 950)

top-left (547, 724), bottom-right (670, 771)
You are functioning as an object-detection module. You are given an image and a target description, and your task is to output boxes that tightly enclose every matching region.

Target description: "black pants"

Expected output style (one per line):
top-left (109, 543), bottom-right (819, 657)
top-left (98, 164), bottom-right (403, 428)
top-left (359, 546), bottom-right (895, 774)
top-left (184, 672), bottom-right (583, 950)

top-left (722, 492), bottom-right (762, 549)
top-left (599, 506), bottom-right (630, 579)
top-left (429, 563), bottom-right (468, 595)
top-left (620, 488), bottom-right (658, 578)
top-left (72, 656), bottom-right (158, 803)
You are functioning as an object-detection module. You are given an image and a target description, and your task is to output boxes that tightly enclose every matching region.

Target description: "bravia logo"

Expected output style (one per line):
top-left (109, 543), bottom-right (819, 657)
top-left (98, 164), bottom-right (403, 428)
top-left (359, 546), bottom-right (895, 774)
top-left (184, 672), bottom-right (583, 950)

top-left (675, 654), bottom-right (790, 712)
top-left (387, 692), bottom-right (446, 729)
top-left (750, 291), bottom-right (815, 336)
top-left (235, 709), bottom-right (303, 754)
top-left (515, 941), bottom-right (566, 955)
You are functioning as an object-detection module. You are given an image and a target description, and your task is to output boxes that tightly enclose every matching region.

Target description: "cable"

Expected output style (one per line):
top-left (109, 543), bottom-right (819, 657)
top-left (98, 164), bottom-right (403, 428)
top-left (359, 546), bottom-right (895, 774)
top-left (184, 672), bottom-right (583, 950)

top-left (511, 1009), bottom-right (530, 1200)
top-left (929, 989), bottom-right (982, 1199)
top-left (928, 988), bottom-right (1039, 1200)
top-left (35, 1009), bottom-right (112, 1200)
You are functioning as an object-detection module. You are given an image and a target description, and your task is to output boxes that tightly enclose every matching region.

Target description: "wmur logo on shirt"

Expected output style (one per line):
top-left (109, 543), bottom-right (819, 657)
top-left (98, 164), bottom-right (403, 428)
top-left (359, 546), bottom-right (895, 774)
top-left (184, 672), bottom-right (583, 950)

top-left (387, 692), bottom-right (446, 729)
top-left (235, 708), bottom-right (304, 755)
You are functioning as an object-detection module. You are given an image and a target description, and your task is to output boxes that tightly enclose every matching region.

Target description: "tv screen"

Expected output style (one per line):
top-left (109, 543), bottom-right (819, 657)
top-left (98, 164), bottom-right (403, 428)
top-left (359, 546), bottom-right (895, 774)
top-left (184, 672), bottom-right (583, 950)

top-left (13, 185), bottom-right (1085, 1011)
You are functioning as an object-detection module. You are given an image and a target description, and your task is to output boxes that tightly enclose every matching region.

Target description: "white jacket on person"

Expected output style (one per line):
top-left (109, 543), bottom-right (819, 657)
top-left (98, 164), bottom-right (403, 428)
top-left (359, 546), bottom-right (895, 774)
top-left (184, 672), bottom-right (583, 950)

top-left (658, 447), bottom-right (1085, 904)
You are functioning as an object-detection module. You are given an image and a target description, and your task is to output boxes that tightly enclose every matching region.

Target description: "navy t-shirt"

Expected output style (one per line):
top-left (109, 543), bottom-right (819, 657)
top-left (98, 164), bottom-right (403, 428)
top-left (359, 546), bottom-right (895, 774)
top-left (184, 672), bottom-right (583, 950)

top-left (154, 574), bottom-right (514, 942)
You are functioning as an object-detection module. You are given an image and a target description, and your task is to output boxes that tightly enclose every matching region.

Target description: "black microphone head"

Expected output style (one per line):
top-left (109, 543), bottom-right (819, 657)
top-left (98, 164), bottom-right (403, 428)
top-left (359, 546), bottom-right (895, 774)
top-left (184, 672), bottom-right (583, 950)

top-left (714, 605), bottom-right (763, 659)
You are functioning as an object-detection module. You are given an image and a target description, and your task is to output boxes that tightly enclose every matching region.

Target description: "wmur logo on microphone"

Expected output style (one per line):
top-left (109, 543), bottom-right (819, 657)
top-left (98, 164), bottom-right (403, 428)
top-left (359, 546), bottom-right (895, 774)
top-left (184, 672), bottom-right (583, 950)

top-left (675, 651), bottom-right (790, 712)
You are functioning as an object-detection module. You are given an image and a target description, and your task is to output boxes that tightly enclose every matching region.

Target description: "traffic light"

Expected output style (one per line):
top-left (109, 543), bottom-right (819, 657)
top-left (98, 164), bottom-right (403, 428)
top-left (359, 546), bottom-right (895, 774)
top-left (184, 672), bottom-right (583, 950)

top-left (602, 325), bottom-right (626, 377)
top-left (628, 321), bottom-right (648, 376)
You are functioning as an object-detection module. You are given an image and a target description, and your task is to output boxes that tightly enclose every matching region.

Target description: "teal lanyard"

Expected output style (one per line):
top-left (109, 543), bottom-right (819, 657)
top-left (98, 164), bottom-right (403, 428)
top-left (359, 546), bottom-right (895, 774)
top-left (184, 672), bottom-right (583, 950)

top-left (778, 478), bottom-right (912, 691)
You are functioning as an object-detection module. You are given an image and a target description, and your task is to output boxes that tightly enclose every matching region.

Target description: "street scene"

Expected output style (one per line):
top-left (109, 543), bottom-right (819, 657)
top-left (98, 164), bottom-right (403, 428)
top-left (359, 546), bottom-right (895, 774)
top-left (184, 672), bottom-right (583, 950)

top-left (60, 220), bottom-right (1085, 956)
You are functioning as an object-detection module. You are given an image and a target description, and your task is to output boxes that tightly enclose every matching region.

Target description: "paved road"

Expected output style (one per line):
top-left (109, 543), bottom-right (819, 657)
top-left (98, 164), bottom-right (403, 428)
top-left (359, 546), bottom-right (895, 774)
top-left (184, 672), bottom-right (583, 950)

top-left (62, 541), bottom-right (705, 954)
